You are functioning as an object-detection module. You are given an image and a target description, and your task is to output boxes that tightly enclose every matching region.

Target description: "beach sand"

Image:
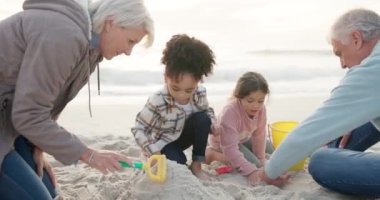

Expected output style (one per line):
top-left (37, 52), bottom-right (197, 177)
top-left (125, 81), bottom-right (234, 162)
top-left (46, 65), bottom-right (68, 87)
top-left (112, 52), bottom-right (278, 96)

top-left (53, 95), bottom-right (379, 200)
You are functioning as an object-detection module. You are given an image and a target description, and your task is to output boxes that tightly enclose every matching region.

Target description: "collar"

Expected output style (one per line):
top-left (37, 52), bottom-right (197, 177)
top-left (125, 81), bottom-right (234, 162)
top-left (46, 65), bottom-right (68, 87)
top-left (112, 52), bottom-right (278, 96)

top-left (161, 85), bottom-right (198, 106)
top-left (161, 85), bottom-right (176, 106)
top-left (91, 32), bottom-right (100, 49)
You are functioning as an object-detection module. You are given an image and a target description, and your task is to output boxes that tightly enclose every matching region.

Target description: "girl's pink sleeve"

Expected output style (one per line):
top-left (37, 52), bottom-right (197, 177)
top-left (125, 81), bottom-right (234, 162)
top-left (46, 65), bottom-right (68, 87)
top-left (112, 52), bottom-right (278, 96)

top-left (251, 106), bottom-right (267, 165)
top-left (220, 109), bottom-right (256, 176)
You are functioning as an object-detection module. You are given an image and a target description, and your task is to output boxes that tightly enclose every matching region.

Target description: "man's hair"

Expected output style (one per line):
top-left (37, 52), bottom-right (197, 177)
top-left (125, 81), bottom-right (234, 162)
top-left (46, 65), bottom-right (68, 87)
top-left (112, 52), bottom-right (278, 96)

top-left (161, 34), bottom-right (215, 81)
top-left (90, 0), bottom-right (154, 47)
top-left (329, 8), bottom-right (380, 44)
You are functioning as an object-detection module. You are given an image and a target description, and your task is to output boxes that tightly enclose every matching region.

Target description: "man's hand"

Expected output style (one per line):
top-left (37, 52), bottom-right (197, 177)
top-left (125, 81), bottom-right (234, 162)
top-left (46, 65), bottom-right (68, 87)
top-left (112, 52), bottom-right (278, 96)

top-left (247, 168), bottom-right (289, 187)
top-left (33, 147), bottom-right (57, 187)
top-left (339, 133), bottom-right (351, 148)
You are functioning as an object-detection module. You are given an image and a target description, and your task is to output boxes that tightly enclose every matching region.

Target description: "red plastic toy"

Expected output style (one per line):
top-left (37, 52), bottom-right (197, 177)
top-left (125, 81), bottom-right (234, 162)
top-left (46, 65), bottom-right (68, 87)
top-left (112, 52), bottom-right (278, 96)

top-left (215, 166), bottom-right (233, 174)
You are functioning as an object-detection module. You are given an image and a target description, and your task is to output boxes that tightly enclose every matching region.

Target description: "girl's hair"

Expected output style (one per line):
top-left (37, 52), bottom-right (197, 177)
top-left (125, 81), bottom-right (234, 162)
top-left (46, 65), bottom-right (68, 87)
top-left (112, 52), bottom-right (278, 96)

top-left (90, 0), bottom-right (154, 47)
top-left (233, 72), bottom-right (269, 99)
top-left (161, 34), bottom-right (215, 81)
top-left (329, 8), bottom-right (380, 44)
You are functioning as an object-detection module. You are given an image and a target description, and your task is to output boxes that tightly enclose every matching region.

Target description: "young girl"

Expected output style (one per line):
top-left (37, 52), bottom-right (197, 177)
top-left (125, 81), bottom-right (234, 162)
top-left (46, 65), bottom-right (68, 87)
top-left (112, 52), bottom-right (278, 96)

top-left (206, 71), bottom-right (274, 185)
top-left (132, 34), bottom-right (217, 180)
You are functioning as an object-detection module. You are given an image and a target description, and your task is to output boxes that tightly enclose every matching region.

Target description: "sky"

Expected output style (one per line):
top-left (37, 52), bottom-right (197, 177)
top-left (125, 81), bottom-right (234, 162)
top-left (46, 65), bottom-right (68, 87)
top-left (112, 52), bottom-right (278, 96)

top-left (1, 0), bottom-right (379, 102)
top-left (1, 0), bottom-right (378, 51)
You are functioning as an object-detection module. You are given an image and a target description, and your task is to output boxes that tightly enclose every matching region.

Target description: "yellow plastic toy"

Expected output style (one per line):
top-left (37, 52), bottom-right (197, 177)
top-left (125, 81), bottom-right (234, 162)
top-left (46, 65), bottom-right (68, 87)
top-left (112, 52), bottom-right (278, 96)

top-left (119, 154), bottom-right (167, 183)
top-left (269, 121), bottom-right (307, 171)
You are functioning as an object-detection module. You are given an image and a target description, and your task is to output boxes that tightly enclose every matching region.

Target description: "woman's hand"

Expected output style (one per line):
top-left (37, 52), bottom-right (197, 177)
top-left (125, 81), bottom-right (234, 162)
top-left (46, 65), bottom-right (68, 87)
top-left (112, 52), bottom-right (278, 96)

top-left (80, 148), bottom-right (133, 174)
top-left (33, 147), bottom-right (57, 187)
top-left (247, 168), bottom-right (289, 187)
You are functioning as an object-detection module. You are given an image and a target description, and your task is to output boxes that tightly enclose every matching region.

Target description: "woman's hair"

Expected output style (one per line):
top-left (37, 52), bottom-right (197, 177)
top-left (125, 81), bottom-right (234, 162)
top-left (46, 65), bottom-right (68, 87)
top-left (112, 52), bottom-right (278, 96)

top-left (329, 8), bottom-right (380, 44)
top-left (90, 0), bottom-right (154, 47)
top-left (161, 34), bottom-right (215, 81)
top-left (233, 72), bottom-right (269, 99)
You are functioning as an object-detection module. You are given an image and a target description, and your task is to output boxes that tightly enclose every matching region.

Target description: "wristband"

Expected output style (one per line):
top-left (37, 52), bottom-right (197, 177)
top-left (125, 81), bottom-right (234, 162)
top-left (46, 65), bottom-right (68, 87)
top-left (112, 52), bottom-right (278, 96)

top-left (88, 150), bottom-right (95, 164)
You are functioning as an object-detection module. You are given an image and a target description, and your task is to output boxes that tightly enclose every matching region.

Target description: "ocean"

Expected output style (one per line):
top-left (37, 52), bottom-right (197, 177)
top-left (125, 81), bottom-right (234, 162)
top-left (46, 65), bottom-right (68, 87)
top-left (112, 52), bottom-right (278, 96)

top-left (1, 0), bottom-right (378, 105)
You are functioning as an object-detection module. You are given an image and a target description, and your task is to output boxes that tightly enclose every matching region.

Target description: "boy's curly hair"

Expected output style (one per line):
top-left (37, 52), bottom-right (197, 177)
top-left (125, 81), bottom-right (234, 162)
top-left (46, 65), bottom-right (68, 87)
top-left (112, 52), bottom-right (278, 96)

top-left (161, 34), bottom-right (215, 81)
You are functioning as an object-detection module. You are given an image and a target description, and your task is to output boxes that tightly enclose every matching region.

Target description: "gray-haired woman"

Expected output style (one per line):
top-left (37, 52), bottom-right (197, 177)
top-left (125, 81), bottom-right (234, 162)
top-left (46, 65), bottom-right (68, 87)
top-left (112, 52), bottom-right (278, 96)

top-left (0, 0), bottom-right (154, 199)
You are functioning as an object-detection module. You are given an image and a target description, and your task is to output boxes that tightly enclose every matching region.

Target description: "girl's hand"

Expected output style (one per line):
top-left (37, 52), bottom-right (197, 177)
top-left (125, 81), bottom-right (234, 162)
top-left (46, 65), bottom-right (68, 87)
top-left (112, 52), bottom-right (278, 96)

top-left (33, 147), bottom-right (57, 187)
top-left (80, 148), bottom-right (132, 174)
top-left (247, 169), bottom-right (261, 185)
top-left (259, 159), bottom-right (267, 167)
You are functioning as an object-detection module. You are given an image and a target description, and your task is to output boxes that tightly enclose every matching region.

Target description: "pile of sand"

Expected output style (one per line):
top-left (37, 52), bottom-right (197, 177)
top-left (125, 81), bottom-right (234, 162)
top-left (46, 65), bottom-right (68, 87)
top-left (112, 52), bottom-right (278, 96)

top-left (50, 135), bottom-right (366, 200)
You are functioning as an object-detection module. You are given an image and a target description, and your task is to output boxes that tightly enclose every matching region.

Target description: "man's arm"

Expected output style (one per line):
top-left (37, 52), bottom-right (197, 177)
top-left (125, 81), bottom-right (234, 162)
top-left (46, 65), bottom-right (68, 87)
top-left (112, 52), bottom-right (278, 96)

top-left (265, 60), bottom-right (380, 179)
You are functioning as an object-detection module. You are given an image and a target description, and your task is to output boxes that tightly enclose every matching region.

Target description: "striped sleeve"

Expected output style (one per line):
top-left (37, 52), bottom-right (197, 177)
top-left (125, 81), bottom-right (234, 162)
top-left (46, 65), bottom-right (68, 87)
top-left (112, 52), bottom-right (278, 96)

top-left (131, 97), bottom-right (161, 155)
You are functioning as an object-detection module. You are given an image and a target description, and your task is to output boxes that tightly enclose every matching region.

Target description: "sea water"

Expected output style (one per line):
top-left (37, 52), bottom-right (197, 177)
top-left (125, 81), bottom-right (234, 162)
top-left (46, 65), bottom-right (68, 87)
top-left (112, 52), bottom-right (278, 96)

top-left (1, 0), bottom-right (378, 105)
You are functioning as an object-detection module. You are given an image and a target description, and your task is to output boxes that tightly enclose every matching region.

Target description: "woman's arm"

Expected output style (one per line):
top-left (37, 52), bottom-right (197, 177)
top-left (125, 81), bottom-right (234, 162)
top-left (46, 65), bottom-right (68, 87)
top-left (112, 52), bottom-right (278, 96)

top-left (12, 21), bottom-right (88, 165)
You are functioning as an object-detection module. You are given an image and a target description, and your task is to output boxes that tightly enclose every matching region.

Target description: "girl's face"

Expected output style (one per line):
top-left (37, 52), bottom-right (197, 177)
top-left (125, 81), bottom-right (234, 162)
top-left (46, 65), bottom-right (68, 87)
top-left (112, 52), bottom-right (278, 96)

top-left (240, 90), bottom-right (267, 118)
top-left (99, 20), bottom-right (146, 60)
top-left (165, 73), bottom-right (199, 105)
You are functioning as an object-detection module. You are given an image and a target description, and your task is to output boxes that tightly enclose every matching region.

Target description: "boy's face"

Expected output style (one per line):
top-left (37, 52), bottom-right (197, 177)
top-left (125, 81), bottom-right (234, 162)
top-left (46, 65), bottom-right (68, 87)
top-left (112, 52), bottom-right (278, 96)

top-left (165, 73), bottom-right (200, 105)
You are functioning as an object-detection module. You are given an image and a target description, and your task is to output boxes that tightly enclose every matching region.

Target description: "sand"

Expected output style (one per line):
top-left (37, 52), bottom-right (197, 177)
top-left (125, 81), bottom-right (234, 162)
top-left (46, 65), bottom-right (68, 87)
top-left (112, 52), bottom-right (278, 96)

top-left (51, 96), bottom-right (378, 200)
top-left (50, 135), bottom-right (372, 200)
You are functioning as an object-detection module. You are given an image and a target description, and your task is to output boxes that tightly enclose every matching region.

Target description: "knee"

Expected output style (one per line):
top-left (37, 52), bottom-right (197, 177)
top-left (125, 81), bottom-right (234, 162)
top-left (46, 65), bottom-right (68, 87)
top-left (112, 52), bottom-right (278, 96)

top-left (161, 148), bottom-right (187, 165)
top-left (163, 153), bottom-right (187, 165)
top-left (308, 148), bottom-right (334, 182)
top-left (191, 112), bottom-right (211, 126)
top-left (173, 154), bottom-right (187, 165)
top-left (14, 135), bottom-right (29, 147)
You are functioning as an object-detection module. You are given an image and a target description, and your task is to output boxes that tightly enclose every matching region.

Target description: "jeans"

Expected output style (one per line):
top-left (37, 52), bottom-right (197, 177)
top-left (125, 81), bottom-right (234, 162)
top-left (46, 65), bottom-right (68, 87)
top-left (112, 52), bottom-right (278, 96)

top-left (161, 112), bottom-right (211, 164)
top-left (0, 136), bottom-right (56, 200)
top-left (309, 122), bottom-right (380, 197)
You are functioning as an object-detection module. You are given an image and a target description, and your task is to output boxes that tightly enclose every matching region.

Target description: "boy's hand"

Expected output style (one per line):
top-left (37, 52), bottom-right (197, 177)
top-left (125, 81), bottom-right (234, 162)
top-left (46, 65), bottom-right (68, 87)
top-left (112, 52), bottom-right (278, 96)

top-left (211, 124), bottom-right (222, 135)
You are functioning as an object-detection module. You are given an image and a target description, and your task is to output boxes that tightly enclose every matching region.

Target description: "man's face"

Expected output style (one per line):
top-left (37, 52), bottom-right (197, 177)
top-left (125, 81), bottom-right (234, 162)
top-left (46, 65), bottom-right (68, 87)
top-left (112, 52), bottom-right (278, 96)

top-left (331, 39), bottom-right (362, 69)
top-left (331, 31), bottom-right (374, 69)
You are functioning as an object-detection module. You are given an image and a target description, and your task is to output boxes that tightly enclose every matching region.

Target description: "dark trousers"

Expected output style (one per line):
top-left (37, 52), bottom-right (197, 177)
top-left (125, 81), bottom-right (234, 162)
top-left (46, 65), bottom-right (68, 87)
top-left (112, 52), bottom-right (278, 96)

top-left (309, 122), bottom-right (380, 197)
top-left (0, 136), bottom-right (56, 200)
top-left (161, 112), bottom-right (211, 164)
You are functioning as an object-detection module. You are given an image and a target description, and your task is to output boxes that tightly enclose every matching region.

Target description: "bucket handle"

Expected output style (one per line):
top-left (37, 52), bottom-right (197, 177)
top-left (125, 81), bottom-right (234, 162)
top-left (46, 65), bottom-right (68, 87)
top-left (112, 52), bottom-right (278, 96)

top-left (267, 123), bottom-right (275, 150)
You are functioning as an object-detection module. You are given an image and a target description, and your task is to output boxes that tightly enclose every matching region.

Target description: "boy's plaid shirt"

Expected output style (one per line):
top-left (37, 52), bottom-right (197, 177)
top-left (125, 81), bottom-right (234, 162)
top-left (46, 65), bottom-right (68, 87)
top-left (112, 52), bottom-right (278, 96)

top-left (131, 85), bottom-right (216, 155)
